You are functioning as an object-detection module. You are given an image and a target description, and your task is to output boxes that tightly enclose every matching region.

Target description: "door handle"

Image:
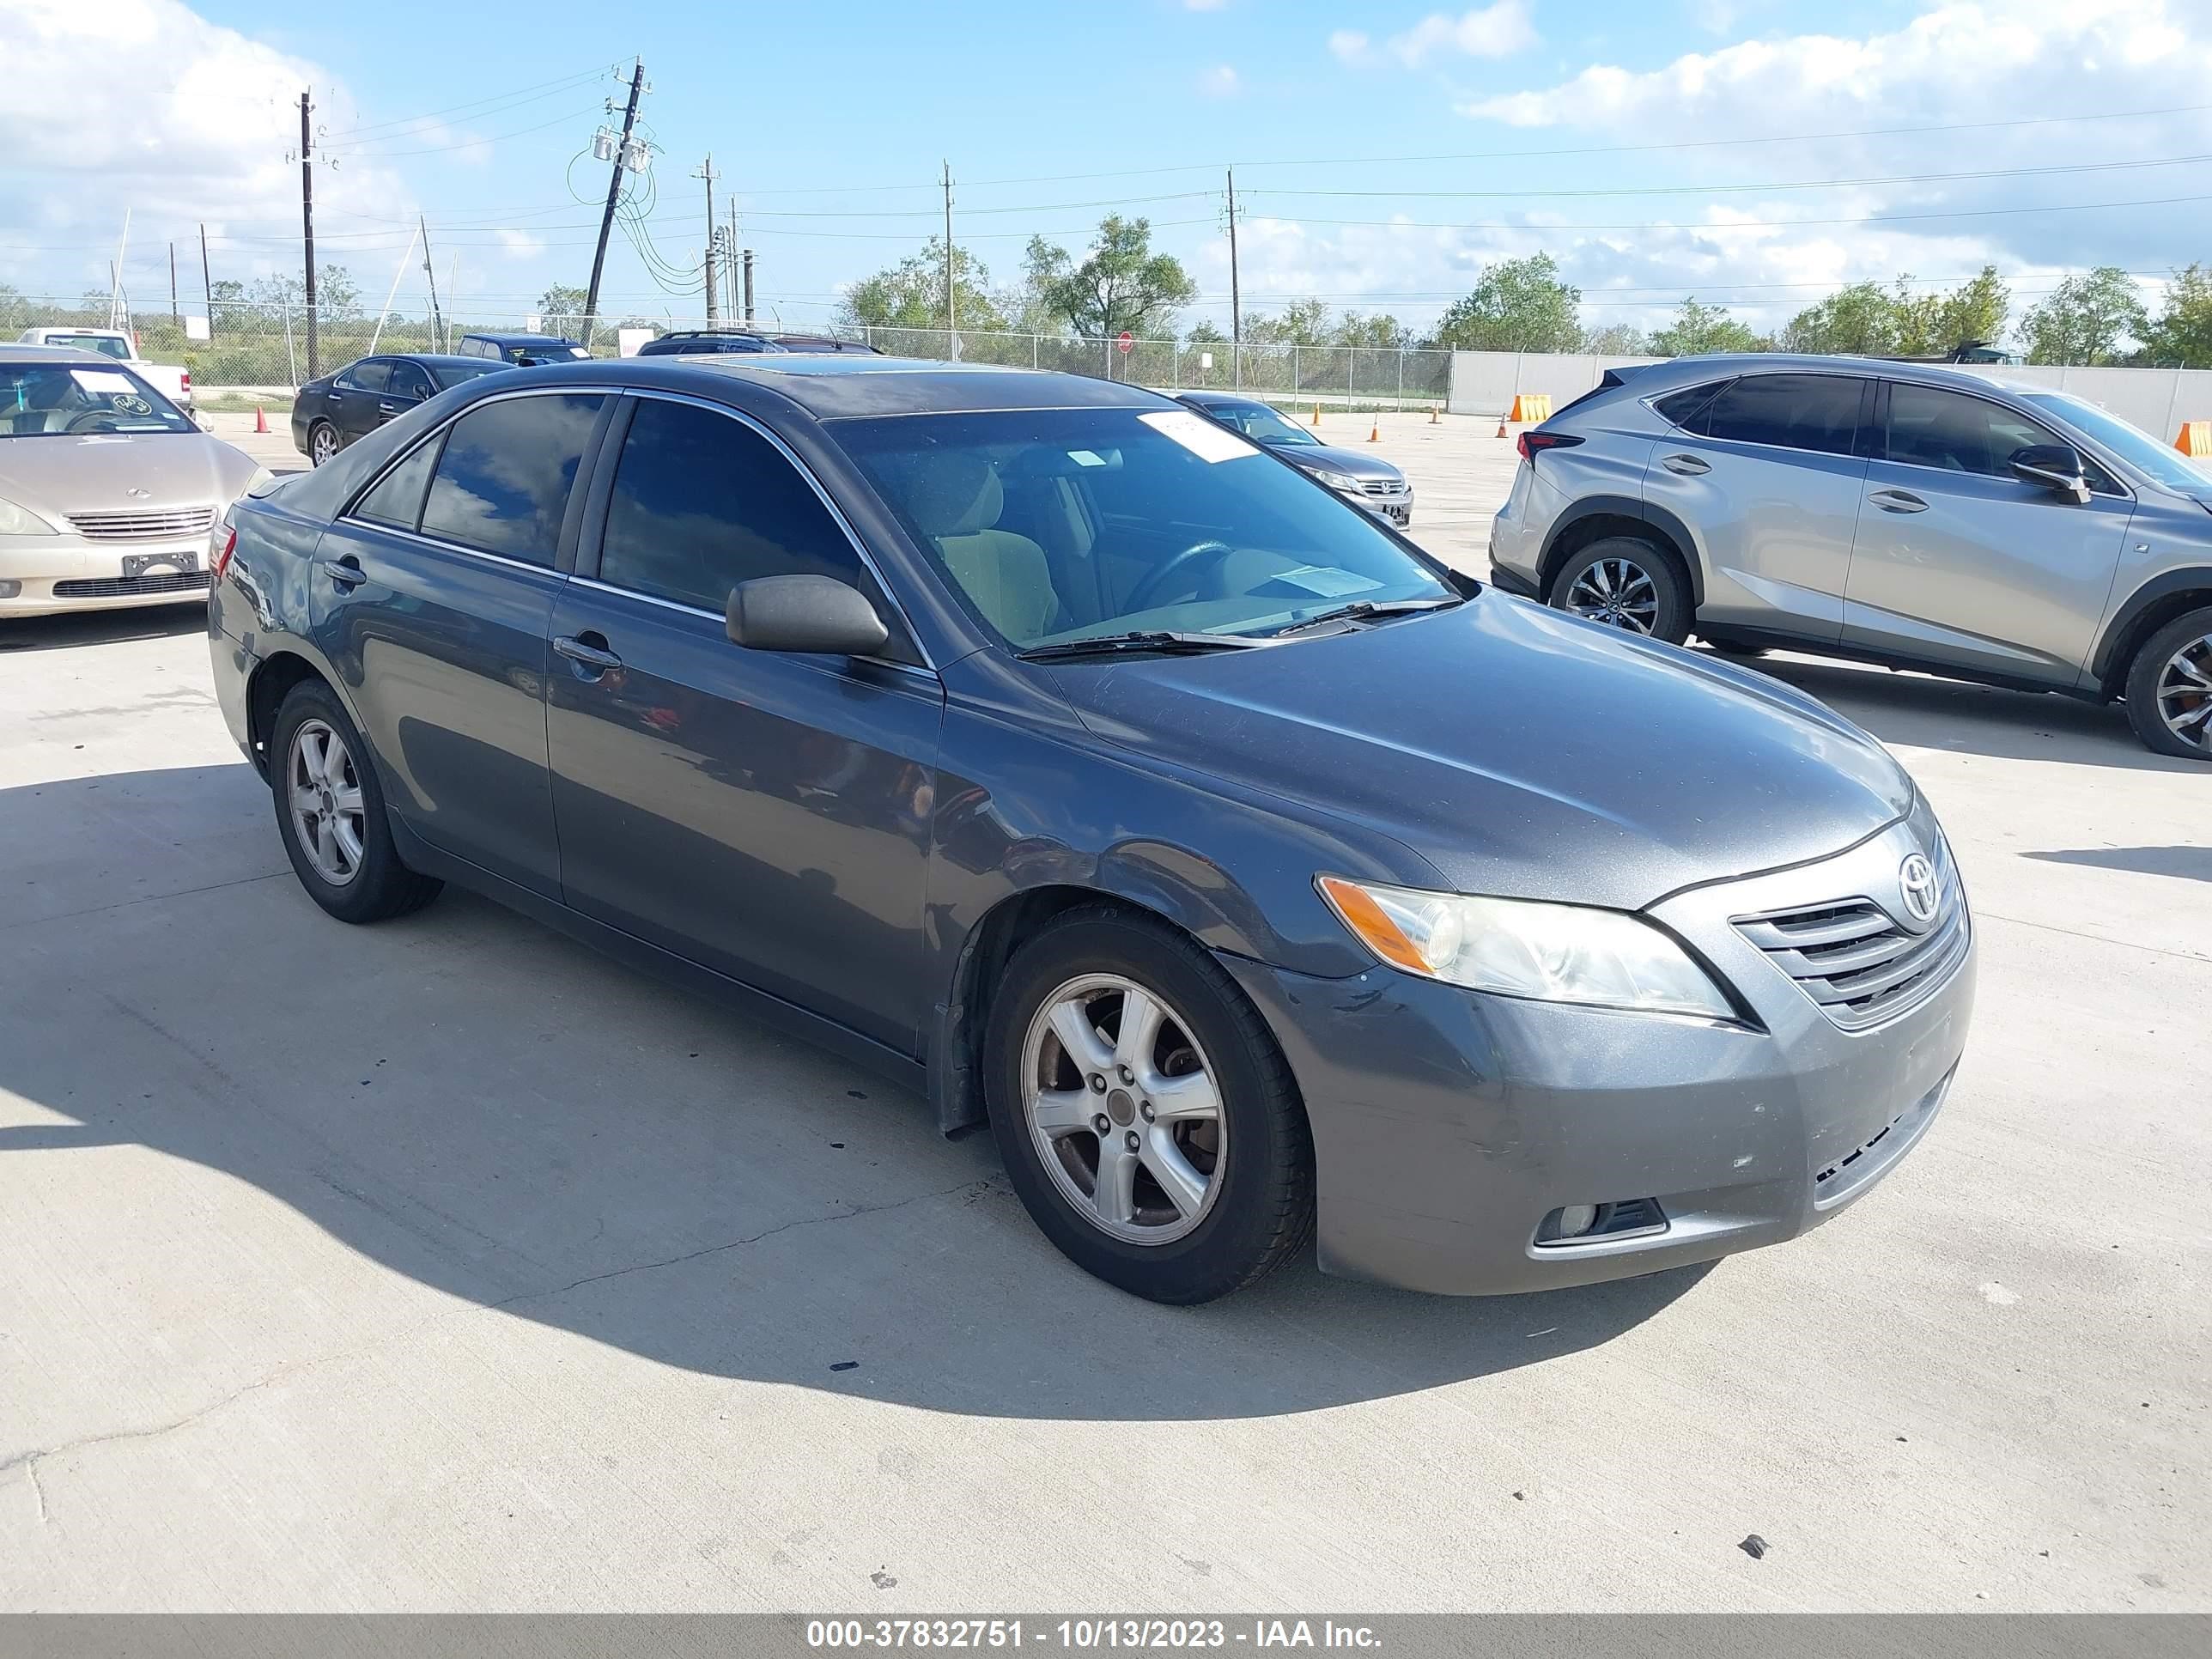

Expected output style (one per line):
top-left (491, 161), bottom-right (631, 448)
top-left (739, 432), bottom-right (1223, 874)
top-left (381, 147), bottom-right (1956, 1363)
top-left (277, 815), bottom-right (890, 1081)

top-left (376, 402), bottom-right (398, 416)
top-left (319, 556), bottom-right (365, 588)
top-left (553, 633), bottom-right (623, 674)
top-left (1869, 489), bottom-right (1929, 513)
top-left (1661, 453), bottom-right (1711, 476)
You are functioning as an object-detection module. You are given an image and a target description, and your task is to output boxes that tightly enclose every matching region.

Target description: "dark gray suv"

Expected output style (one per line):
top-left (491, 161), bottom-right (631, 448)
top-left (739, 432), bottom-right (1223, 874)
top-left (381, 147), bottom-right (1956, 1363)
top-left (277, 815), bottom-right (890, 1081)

top-left (208, 356), bottom-right (1972, 1302)
top-left (1489, 354), bottom-right (2212, 759)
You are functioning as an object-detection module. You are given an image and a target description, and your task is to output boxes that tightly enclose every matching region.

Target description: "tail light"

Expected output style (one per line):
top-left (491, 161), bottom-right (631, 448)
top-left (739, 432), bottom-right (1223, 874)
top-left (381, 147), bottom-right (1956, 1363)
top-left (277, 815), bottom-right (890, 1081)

top-left (210, 520), bottom-right (238, 582)
top-left (1516, 431), bottom-right (1584, 464)
top-left (179, 369), bottom-right (192, 394)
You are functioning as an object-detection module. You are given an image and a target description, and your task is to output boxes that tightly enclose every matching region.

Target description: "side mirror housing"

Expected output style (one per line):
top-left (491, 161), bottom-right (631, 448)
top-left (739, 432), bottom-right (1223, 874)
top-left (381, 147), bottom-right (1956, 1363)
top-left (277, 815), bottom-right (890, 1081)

top-left (2008, 443), bottom-right (2093, 504)
top-left (726, 574), bottom-right (890, 656)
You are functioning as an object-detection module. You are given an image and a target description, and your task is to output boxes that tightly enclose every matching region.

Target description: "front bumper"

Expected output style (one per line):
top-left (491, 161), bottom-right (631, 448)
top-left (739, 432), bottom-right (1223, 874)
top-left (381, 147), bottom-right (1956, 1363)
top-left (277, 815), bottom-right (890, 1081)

top-left (1227, 810), bottom-right (1975, 1295)
top-left (1334, 480), bottom-right (1413, 526)
top-left (0, 532), bottom-right (210, 617)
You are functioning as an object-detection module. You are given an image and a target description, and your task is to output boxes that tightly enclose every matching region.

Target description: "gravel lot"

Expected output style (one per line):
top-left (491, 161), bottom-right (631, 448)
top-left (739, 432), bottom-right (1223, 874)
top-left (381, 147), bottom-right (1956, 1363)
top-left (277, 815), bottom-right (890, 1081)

top-left (1, 413), bottom-right (2205, 1611)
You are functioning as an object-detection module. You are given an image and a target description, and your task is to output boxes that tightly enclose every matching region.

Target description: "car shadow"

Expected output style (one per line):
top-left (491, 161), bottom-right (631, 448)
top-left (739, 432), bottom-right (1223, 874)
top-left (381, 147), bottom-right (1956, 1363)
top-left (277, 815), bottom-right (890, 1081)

top-left (0, 605), bottom-right (208, 653)
top-left (0, 763), bottom-right (1709, 1423)
top-left (1705, 647), bottom-right (2203, 773)
top-left (2022, 845), bottom-right (2212, 883)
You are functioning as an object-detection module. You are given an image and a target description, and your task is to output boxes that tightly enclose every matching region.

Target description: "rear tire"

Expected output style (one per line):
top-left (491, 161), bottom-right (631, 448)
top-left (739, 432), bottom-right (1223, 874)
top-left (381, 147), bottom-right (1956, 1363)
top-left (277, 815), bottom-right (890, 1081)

top-left (1547, 536), bottom-right (1692, 645)
top-left (307, 421), bottom-right (338, 467)
top-left (269, 680), bottom-right (443, 922)
top-left (2123, 606), bottom-right (2212, 761)
top-left (983, 906), bottom-right (1314, 1304)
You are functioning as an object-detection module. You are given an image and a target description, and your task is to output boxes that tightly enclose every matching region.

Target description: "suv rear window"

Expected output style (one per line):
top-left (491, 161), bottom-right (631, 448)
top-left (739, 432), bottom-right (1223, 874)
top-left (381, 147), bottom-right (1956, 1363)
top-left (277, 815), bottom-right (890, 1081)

top-left (1693, 374), bottom-right (1868, 457)
top-left (1651, 380), bottom-right (1728, 430)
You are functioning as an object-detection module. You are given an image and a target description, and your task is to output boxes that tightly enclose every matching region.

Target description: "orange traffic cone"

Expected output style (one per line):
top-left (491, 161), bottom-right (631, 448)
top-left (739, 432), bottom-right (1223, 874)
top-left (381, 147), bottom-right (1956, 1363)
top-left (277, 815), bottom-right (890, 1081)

top-left (1430, 402), bottom-right (1441, 424)
top-left (1311, 403), bottom-right (1322, 427)
top-left (1495, 416), bottom-right (1510, 439)
top-left (1367, 416), bottom-right (1382, 442)
top-left (253, 404), bottom-right (269, 434)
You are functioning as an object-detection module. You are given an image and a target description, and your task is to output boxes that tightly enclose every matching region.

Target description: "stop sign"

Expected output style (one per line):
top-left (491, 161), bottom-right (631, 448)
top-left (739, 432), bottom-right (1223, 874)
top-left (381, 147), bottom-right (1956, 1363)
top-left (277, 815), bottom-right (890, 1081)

top-left (1116, 331), bottom-right (1133, 354)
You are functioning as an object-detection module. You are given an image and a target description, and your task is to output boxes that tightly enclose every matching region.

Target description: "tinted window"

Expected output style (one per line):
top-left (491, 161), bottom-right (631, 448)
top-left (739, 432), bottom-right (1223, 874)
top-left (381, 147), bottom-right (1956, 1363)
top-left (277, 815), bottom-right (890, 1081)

top-left (338, 360), bottom-right (391, 394)
top-left (1698, 374), bottom-right (1866, 455)
top-left (388, 362), bottom-right (434, 400)
top-left (599, 398), bottom-right (863, 611)
top-left (1652, 380), bottom-right (1727, 429)
top-left (354, 439), bottom-right (440, 531)
top-left (2026, 391), bottom-right (2205, 491)
top-left (1887, 384), bottom-right (2057, 477)
top-left (427, 360), bottom-right (504, 391)
top-left (419, 393), bottom-right (605, 564)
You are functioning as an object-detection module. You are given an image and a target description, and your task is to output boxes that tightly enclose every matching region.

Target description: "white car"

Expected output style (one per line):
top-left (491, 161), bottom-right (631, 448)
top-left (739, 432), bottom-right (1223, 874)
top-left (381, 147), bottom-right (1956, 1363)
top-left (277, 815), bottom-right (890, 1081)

top-left (15, 326), bottom-right (194, 413)
top-left (0, 346), bottom-right (264, 618)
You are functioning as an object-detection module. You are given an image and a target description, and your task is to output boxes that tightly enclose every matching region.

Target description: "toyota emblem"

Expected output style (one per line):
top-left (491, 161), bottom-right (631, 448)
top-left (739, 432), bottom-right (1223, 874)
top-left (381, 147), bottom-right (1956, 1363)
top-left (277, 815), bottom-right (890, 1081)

top-left (125, 487), bottom-right (150, 499)
top-left (1898, 854), bottom-right (1941, 929)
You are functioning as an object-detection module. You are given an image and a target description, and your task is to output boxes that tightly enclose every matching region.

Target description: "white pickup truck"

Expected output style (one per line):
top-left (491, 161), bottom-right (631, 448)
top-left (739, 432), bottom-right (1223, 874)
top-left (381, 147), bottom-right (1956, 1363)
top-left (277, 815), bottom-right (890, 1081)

top-left (15, 327), bottom-right (194, 412)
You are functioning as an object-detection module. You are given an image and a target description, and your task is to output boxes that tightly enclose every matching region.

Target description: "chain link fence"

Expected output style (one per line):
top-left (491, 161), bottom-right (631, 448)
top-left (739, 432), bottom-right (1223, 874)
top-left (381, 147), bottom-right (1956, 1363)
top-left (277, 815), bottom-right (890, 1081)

top-left (3, 295), bottom-right (1454, 411)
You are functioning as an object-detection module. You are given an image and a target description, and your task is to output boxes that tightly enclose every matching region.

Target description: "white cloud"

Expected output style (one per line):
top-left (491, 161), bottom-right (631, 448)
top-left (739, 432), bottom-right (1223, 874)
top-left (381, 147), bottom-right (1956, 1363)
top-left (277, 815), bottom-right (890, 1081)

top-left (1197, 64), bottom-right (1241, 98)
top-left (1337, 3), bottom-right (1538, 69)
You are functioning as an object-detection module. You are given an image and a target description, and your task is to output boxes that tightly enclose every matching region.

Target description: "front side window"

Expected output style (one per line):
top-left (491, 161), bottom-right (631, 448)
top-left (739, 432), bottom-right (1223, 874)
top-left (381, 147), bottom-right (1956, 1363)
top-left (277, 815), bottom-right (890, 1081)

top-left (418, 393), bottom-right (605, 564)
top-left (599, 398), bottom-right (865, 612)
top-left (837, 406), bottom-right (1455, 648)
top-left (1696, 374), bottom-right (1867, 456)
top-left (0, 362), bottom-right (191, 438)
top-left (1886, 383), bottom-right (2065, 477)
top-left (388, 363), bottom-right (434, 400)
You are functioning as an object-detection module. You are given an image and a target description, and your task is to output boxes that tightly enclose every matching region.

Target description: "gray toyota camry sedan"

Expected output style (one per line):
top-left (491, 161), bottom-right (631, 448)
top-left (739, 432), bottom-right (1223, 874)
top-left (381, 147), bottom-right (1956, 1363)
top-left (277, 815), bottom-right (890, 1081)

top-left (208, 356), bottom-right (1973, 1304)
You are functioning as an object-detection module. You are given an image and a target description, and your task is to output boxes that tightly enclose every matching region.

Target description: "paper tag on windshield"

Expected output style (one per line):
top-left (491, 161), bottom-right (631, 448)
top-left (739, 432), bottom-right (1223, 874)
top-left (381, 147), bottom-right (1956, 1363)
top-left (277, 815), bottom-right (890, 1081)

top-left (1271, 566), bottom-right (1385, 599)
top-left (1139, 410), bottom-right (1258, 464)
top-left (70, 369), bottom-right (138, 396)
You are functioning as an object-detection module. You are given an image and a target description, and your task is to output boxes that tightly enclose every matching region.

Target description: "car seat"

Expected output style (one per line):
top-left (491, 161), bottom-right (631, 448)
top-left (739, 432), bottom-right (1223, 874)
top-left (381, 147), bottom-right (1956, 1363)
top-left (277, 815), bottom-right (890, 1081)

top-left (903, 453), bottom-right (1060, 641)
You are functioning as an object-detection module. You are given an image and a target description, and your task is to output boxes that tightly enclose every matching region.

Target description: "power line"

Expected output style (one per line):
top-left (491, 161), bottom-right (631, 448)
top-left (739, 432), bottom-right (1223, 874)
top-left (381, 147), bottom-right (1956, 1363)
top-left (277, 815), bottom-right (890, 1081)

top-left (324, 106), bottom-right (607, 161)
top-left (324, 64), bottom-right (617, 140)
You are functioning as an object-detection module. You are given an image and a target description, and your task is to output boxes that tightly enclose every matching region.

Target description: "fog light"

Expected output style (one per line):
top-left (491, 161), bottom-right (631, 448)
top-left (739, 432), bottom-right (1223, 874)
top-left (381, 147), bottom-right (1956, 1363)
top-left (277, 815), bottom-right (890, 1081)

top-left (0, 580), bottom-right (20, 599)
top-left (1556, 1203), bottom-right (1599, 1237)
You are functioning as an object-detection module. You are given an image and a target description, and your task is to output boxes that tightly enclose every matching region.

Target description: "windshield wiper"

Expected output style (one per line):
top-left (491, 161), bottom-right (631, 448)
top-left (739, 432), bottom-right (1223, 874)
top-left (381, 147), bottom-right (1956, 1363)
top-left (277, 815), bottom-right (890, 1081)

top-left (1016, 630), bottom-right (1273, 662)
top-left (1261, 595), bottom-right (1465, 637)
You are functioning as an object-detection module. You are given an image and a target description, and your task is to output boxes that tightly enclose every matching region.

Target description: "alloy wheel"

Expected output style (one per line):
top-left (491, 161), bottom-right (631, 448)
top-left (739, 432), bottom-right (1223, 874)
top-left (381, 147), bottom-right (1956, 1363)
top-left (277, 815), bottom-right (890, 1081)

top-left (2155, 633), bottom-right (2212, 752)
top-left (288, 718), bottom-right (367, 886)
top-left (310, 425), bottom-right (337, 466)
top-left (1020, 973), bottom-right (1225, 1246)
top-left (1564, 556), bottom-right (1659, 634)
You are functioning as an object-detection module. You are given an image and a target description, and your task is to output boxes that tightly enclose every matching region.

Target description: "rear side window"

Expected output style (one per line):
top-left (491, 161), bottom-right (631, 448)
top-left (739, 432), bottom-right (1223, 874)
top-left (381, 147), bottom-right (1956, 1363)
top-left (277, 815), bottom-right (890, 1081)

top-left (1652, 380), bottom-right (1728, 430)
top-left (597, 397), bottom-right (865, 611)
top-left (1697, 374), bottom-right (1868, 456)
top-left (339, 360), bottom-right (391, 394)
top-left (354, 440), bottom-right (440, 532)
top-left (419, 393), bottom-right (605, 565)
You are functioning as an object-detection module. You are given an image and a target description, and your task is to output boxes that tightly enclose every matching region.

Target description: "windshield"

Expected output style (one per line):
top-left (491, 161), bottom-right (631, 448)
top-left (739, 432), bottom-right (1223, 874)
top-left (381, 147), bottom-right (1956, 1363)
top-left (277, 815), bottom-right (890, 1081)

top-left (0, 362), bottom-right (193, 438)
top-left (838, 406), bottom-right (1453, 648)
top-left (2027, 392), bottom-right (2212, 492)
top-left (40, 333), bottom-right (134, 362)
top-left (1195, 399), bottom-right (1319, 447)
top-left (428, 360), bottom-right (508, 390)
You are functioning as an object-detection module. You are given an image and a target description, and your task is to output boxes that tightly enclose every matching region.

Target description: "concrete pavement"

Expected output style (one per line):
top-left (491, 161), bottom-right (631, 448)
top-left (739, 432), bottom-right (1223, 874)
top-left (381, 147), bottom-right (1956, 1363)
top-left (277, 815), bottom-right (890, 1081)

top-left (0, 417), bottom-right (2204, 1613)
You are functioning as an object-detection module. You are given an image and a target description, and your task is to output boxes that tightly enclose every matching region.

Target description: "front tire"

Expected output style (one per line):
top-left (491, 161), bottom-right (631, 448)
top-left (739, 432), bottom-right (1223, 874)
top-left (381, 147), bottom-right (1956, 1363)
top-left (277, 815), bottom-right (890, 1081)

top-left (2124, 606), bottom-right (2212, 760)
top-left (983, 906), bottom-right (1314, 1304)
top-left (270, 680), bottom-right (442, 922)
top-left (1547, 536), bottom-right (1692, 645)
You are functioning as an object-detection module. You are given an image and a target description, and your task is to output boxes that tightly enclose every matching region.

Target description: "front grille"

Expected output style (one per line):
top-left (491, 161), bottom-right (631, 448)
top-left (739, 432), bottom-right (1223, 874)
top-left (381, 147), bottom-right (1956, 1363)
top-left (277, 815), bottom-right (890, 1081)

top-left (65, 507), bottom-right (216, 541)
top-left (1735, 840), bottom-right (1968, 1030)
top-left (1358, 478), bottom-right (1409, 498)
top-left (52, 571), bottom-right (210, 599)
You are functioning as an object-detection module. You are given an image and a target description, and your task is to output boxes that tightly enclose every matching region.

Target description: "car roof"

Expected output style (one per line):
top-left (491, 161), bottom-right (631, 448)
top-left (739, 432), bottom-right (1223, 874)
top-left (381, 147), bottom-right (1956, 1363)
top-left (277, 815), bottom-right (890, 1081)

top-left (462, 331), bottom-right (577, 346)
top-left (4, 343), bottom-right (124, 364)
top-left (1178, 391), bottom-right (1265, 407)
top-left (379, 352), bottom-right (502, 368)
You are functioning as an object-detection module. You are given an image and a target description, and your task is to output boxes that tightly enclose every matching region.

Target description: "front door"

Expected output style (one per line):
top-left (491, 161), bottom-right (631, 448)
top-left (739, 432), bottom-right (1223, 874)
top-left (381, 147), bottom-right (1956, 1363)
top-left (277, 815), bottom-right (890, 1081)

top-left (1639, 371), bottom-right (1875, 642)
top-left (1844, 381), bottom-right (2134, 685)
top-left (311, 390), bottom-right (608, 896)
top-left (545, 393), bottom-right (943, 1052)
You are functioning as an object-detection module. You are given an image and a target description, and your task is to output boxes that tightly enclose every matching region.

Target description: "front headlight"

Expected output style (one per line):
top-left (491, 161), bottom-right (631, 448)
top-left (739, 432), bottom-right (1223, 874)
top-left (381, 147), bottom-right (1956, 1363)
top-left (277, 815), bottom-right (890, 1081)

top-left (0, 495), bottom-right (58, 536)
top-left (1311, 469), bottom-right (1362, 492)
top-left (1316, 875), bottom-right (1735, 1019)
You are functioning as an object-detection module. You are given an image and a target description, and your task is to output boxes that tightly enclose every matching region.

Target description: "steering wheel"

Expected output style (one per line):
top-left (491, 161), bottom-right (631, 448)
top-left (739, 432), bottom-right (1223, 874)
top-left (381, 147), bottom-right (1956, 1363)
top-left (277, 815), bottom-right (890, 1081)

top-left (64, 410), bottom-right (125, 434)
top-left (1126, 538), bottom-right (1236, 614)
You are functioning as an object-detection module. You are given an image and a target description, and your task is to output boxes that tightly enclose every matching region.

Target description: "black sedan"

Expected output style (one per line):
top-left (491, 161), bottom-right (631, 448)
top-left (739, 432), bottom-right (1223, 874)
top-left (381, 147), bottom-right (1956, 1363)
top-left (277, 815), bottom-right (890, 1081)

top-left (1177, 390), bottom-right (1413, 525)
top-left (292, 354), bottom-right (509, 467)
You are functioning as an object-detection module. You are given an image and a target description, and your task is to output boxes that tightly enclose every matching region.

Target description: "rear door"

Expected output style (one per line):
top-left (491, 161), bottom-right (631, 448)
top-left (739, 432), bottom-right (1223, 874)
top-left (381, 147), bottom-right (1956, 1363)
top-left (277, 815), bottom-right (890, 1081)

top-left (325, 358), bottom-right (390, 447)
top-left (311, 389), bottom-right (611, 896)
top-left (1639, 371), bottom-right (1875, 642)
top-left (1844, 380), bottom-right (2134, 684)
top-left (545, 392), bottom-right (943, 1051)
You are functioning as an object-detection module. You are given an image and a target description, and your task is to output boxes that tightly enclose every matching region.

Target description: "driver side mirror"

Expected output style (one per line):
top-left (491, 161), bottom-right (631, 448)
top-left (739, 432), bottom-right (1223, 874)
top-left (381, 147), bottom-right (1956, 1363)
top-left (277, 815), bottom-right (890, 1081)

top-left (2008, 443), bottom-right (2093, 505)
top-left (726, 574), bottom-right (890, 656)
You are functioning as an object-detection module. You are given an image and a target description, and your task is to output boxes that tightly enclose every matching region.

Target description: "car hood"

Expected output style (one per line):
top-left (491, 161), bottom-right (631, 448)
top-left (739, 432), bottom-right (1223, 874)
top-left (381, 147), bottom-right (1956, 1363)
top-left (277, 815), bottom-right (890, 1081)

top-left (0, 432), bottom-right (259, 518)
top-left (1049, 593), bottom-right (1912, 911)
top-left (1267, 441), bottom-right (1402, 481)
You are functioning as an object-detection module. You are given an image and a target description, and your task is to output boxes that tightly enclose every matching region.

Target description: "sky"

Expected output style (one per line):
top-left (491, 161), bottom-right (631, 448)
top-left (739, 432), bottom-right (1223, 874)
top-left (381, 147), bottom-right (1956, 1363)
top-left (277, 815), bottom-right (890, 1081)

top-left (3, 0), bottom-right (2209, 339)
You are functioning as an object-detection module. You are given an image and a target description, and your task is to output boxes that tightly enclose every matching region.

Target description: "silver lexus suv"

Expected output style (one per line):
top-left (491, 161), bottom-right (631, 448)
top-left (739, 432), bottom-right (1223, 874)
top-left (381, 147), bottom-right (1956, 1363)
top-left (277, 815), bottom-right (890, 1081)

top-left (1488, 354), bottom-right (2212, 759)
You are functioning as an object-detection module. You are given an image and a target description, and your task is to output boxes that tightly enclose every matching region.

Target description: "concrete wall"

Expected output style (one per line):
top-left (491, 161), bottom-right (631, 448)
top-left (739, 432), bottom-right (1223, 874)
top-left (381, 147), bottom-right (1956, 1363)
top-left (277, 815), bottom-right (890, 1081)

top-left (1447, 350), bottom-right (2212, 441)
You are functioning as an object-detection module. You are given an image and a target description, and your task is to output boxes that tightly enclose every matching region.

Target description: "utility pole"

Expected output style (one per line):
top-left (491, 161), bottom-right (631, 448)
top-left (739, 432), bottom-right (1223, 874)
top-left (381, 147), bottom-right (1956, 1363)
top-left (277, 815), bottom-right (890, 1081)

top-left (199, 223), bottom-right (215, 338)
top-left (420, 215), bottom-right (445, 350)
top-left (693, 156), bottom-right (720, 324)
top-left (726, 193), bottom-right (740, 319)
top-left (583, 59), bottom-right (647, 350)
top-left (742, 249), bottom-right (755, 322)
top-left (298, 89), bottom-right (319, 378)
top-left (942, 160), bottom-right (957, 357)
top-left (169, 243), bottom-right (179, 329)
top-left (1226, 167), bottom-right (1242, 391)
